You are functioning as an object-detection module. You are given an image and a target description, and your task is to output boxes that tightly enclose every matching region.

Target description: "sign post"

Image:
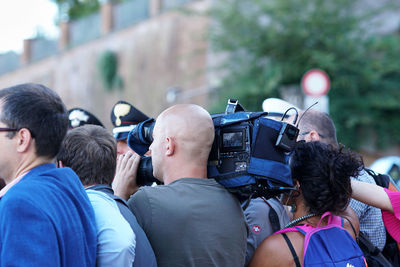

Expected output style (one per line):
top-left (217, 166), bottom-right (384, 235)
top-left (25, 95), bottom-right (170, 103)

top-left (301, 69), bottom-right (331, 113)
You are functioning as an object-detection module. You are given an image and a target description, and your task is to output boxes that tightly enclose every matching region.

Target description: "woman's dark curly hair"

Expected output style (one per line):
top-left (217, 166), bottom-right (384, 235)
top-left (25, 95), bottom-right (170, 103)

top-left (290, 141), bottom-right (364, 215)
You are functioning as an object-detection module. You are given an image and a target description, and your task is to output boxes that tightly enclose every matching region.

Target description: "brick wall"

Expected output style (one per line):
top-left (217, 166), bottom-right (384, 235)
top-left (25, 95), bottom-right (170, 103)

top-left (0, 0), bottom-right (211, 129)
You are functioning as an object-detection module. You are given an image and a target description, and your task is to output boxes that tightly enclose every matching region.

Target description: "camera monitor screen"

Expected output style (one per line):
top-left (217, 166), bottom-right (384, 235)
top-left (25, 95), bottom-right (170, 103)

top-left (222, 130), bottom-right (245, 152)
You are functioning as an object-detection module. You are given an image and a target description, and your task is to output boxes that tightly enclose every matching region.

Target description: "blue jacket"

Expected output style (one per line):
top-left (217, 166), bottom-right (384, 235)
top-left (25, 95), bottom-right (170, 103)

top-left (0, 163), bottom-right (97, 267)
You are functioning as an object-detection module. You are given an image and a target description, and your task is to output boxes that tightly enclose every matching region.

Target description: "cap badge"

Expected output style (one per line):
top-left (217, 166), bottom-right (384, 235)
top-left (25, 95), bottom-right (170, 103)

top-left (113, 103), bottom-right (131, 126)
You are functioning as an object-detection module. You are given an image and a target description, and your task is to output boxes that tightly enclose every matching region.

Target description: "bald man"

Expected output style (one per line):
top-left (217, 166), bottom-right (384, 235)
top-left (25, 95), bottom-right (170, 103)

top-left (115, 104), bottom-right (248, 267)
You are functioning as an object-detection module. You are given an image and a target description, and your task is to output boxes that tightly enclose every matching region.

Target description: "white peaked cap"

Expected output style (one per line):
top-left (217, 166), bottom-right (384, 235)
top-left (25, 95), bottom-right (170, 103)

top-left (262, 98), bottom-right (299, 118)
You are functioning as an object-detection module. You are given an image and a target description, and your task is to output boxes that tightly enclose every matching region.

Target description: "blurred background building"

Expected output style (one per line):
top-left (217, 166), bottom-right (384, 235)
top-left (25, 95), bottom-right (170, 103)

top-left (0, 0), bottom-right (211, 125)
top-left (0, 0), bottom-right (399, 163)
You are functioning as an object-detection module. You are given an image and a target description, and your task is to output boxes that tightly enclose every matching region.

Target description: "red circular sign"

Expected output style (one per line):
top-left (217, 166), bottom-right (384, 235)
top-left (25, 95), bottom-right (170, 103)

top-left (301, 69), bottom-right (330, 97)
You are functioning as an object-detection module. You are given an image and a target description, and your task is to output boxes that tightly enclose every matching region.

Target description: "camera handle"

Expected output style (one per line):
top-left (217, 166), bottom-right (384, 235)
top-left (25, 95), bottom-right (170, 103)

top-left (225, 99), bottom-right (246, 114)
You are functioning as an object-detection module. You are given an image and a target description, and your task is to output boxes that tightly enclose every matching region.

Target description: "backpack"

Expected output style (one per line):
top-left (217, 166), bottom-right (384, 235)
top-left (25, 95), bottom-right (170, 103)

top-left (361, 168), bottom-right (400, 267)
top-left (357, 231), bottom-right (393, 267)
top-left (276, 212), bottom-right (367, 267)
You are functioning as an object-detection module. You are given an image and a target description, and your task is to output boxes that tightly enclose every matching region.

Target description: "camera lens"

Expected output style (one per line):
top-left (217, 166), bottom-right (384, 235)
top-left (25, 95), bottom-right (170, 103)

top-left (137, 156), bottom-right (159, 186)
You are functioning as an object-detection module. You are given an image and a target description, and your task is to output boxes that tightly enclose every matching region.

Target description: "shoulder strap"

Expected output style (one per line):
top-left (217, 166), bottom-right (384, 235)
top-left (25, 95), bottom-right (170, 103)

top-left (317, 211), bottom-right (334, 227)
top-left (343, 216), bottom-right (359, 243)
top-left (359, 231), bottom-right (394, 266)
top-left (87, 185), bottom-right (130, 209)
top-left (365, 168), bottom-right (389, 188)
top-left (346, 218), bottom-right (356, 236)
top-left (329, 215), bottom-right (344, 227)
top-left (276, 226), bottom-right (300, 235)
top-left (262, 197), bottom-right (281, 233)
top-left (281, 233), bottom-right (301, 267)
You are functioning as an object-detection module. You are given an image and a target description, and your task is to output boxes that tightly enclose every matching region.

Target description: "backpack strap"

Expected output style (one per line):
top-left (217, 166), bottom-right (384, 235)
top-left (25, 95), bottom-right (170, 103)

top-left (358, 231), bottom-right (394, 266)
top-left (365, 167), bottom-right (390, 188)
top-left (317, 211), bottom-right (334, 227)
top-left (262, 197), bottom-right (281, 233)
top-left (276, 226), bottom-right (301, 235)
top-left (281, 232), bottom-right (301, 267)
top-left (343, 216), bottom-right (359, 243)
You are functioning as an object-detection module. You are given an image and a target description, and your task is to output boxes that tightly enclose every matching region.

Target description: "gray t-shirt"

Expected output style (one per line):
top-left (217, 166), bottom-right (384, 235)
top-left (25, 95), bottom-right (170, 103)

top-left (128, 178), bottom-right (248, 267)
top-left (243, 197), bottom-right (290, 265)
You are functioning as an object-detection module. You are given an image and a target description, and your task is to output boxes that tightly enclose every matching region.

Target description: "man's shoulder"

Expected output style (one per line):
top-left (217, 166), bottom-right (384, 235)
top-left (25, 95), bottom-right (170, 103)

top-left (0, 186), bottom-right (51, 222)
top-left (169, 177), bottom-right (227, 190)
top-left (135, 178), bottom-right (219, 192)
top-left (14, 167), bottom-right (81, 195)
top-left (20, 164), bottom-right (80, 186)
top-left (130, 178), bottom-right (234, 204)
top-left (244, 197), bottom-right (273, 214)
top-left (353, 169), bottom-right (377, 184)
top-left (2, 165), bottom-right (89, 213)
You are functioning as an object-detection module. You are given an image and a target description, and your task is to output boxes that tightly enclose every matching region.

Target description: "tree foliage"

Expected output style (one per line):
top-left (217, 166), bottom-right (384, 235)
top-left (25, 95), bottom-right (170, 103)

top-left (97, 50), bottom-right (123, 90)
top-left (53, 0), bottom-right (123, 21)
top-left (53, 0), bottom-right (100, 21)
top-left (209, 0), bottom-right (400, 149)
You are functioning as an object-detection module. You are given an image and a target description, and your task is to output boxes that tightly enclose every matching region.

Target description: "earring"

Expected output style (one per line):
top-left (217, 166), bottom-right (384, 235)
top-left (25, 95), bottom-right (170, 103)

top-left (290, 202), bottom-right (297, 213)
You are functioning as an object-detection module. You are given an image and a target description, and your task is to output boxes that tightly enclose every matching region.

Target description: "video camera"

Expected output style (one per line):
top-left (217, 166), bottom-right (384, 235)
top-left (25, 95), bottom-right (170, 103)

top-left (128, 99), bottom-right (299, 200)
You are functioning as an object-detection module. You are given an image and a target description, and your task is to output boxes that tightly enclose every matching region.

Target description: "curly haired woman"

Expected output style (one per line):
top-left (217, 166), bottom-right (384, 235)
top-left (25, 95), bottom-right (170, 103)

top-left (249, 141), bottom-right (365, 267)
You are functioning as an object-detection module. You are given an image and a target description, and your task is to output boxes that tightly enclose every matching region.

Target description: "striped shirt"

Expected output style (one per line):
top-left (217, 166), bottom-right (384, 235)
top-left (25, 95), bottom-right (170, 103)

top-left (350, 170), bottom-right (386, 250)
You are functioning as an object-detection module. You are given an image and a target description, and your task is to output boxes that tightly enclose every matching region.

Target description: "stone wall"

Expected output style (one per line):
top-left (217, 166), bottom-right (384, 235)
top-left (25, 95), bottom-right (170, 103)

top-left (0, 0), bottom-right (211, 129)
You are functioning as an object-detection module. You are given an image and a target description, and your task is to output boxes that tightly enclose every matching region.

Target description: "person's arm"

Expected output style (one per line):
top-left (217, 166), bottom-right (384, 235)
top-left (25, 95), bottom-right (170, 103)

top-left (0, 196), bottom-right (59, 266)
top-left (351, 180), bottom-right (393, 213)
top-left (112, 152), bottom-right (141, 200)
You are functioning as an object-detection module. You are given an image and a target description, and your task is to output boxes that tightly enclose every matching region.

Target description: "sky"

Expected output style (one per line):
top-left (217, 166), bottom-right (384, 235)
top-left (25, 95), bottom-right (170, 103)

top-left (0, 0), bottom-right (59, 54)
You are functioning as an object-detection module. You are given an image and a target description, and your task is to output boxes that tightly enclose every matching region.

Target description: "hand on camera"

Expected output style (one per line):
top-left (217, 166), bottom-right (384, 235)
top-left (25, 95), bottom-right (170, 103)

top-left (112, 152), bottom-right (141, 200)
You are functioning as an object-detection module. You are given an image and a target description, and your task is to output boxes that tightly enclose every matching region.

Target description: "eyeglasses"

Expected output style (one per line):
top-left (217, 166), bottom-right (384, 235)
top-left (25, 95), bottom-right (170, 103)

top-left (0, 127), bottom-right (18, 132)
top-left (298, 131), bottom-right (325, 138)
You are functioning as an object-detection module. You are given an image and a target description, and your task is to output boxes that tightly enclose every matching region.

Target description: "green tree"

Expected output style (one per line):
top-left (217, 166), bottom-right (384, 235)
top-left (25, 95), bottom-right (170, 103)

top-left (210, 0), bottom-right (400, 149)
top-left (53, 0), bottom-right (100, 21)
top-left (53, 0), bottom-right (123, 21)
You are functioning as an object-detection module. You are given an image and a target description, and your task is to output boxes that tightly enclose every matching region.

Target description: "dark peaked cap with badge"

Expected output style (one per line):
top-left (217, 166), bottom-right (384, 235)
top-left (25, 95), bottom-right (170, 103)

top-left (68, 108), bottom-right (104, 129)
top-left (111, 100), bottom-right (149, 141)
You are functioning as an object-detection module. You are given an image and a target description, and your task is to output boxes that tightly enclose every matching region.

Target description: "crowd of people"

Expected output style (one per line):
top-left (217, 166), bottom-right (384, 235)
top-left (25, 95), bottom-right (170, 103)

top-left (0, 82), bottom-right (399, 267)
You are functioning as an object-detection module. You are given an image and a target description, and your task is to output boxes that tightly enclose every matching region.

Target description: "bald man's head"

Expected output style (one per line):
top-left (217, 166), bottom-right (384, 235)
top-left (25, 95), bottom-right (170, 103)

top-left (149, 104), bottom-right (214, 181)
top-left (159, 104), bottom-right (214, 159)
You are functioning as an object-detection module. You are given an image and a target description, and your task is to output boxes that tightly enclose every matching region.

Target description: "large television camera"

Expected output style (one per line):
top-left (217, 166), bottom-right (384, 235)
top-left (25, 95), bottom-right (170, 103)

top-left (128, 99), bottom-right (299, 200)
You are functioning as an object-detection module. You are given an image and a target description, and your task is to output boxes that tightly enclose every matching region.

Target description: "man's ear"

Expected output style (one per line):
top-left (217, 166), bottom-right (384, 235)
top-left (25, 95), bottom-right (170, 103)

top-left (58, 161), bottom-right (65, 168)
top-left (16, 128), bottom-right (33, 153)
top-left (308, 130), bottom-right (321, 142)
top-left (165, 137), bottom-right (175, 156)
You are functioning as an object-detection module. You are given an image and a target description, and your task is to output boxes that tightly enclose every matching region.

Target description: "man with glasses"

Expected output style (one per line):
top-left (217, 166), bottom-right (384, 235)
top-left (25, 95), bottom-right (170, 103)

top-left (0, 83), bottom-right (97, 266)
top-left (295, 110), bottom-right (386, 251)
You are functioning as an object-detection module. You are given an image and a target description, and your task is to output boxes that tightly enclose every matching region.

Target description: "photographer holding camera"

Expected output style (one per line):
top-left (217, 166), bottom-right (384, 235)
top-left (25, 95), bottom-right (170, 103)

top-left (114, 104), bottom-right (248, 267)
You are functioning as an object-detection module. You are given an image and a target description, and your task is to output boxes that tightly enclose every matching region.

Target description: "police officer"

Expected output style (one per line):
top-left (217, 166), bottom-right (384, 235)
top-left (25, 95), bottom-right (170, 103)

top-left (110, 101), bottom-right (149, 156)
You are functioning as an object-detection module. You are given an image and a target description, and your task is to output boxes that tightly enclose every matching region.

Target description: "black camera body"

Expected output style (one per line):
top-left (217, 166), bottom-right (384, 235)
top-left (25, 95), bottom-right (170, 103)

top-left (208, 121), bottom-right (251, 176)
top-left (128, 99), bottom-right (299, 199)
